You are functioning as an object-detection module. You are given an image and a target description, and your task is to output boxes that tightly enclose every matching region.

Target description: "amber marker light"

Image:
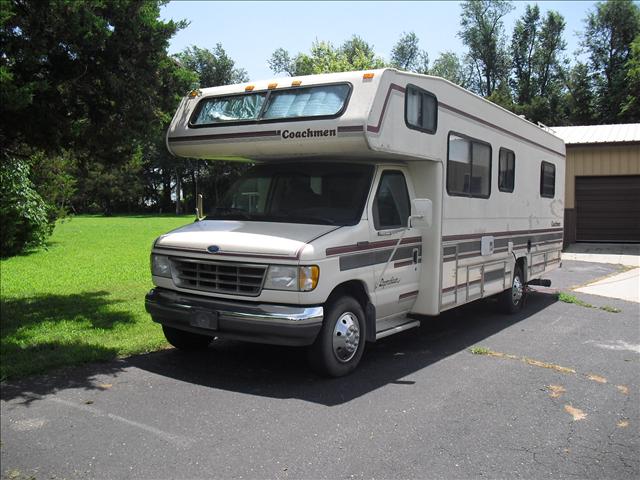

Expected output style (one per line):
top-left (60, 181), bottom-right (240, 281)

top-left (245, 85), bottom-right (255, 91)
top-left (188, 89), bottom-right (200, 98)
top-left (268, 82), bottom-right (278, 89)
top-left (291, 80), bottom-right (302, 86)
top-left (363, 72), bottom-right (375, 79)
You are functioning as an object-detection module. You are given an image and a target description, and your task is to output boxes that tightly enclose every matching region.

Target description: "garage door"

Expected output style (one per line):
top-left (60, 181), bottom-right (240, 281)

top-left (575, 175), bottom-right (640, 242)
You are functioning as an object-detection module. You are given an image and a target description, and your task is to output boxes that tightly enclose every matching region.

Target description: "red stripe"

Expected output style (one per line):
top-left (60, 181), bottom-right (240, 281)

top-left (326, 236), bottom-right (422, 256)
top-left (366, 83), bottom-right (406, 133)
top-left (394, 259), bottom-right (414, 268)
top-left (399, 290), bottom-right (419, 300)
top-left (442, 227), bottom-right (563, 242)
top-left (439, 102), bottom-right (565, 158)
top-left (168, 130), bottom-right (281, 143)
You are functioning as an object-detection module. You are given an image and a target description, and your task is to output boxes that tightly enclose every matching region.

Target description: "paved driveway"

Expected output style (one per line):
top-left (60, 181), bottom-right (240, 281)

top-left (2, 260), bottom-right (638, 479)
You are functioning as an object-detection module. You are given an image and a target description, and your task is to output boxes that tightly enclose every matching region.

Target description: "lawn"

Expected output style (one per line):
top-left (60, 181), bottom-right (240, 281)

top-left (0, 215), bottom-right (192, 380)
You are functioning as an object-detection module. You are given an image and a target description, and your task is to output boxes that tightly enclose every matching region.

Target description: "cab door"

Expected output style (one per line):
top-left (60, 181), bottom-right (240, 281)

top-left (368, 168), bottom-right (421, 320)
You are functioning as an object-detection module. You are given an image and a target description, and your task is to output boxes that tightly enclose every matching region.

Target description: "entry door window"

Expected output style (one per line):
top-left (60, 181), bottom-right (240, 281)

top-left (373, 171), bottom-right (411, 230)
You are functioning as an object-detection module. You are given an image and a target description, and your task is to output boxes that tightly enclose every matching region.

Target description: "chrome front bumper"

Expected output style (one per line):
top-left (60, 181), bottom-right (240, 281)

top-left (145, 288), bottom-right (324, 346)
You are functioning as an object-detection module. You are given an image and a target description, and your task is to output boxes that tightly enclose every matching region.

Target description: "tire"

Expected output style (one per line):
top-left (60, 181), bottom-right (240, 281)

top-left (498, 265), bottom-right (526, 314)
top-left (308, 296), bottom-right (366, 377)
top-left (162, 325), bottom-right (213, 351)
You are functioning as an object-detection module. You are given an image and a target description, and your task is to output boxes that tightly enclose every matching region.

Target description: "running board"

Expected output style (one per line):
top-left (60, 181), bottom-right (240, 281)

top-left (375, 320), bottom-right (421, 340)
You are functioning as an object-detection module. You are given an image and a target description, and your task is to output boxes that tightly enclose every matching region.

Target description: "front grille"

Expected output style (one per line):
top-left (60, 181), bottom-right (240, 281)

top-left (169, 257), bottom-right (267, 296)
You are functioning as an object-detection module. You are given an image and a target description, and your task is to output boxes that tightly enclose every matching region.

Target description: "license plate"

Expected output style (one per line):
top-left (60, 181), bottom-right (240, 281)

top-left (189, 311), bottom-right (219, 330)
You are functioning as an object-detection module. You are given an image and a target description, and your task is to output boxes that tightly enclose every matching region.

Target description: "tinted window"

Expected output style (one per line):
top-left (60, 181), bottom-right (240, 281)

top-left (207, 163), bottom-right (374, 226)
top-left (540, 161), bottom-right (555, 198)
top-left (405, 85), bottom-right (437, 133)
top-left (447, 133), bottom-right (492, 198)
top-left (374, 171), bottom-right (411, 230)
top-left (499, 148), bottom-right (515, 192)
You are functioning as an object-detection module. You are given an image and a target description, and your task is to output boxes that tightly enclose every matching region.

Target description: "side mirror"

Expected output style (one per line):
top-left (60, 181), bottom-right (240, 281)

top-left (410, 198), bottom-right (432, 228)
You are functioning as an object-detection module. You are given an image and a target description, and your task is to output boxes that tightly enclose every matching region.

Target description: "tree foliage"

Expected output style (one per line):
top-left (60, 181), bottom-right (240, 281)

top-left (268, 36), bottom-right (385, 76)
top-left (459, 0), bottom-right (514, 97)
top-left (390, 32), bottom-right (429, 74)
top-left (0, 158), bottom-right (53, 257)
top-left (582, 0), bottom-right (640, 122)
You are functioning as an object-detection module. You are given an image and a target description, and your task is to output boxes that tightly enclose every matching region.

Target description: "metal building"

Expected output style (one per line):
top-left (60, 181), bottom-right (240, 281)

top-left (551, 124), bottom-right (640, 245)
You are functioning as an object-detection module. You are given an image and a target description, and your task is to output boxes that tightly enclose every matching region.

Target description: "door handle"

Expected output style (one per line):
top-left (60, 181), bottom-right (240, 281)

top-left (413, 248), bottom-right (419, 264)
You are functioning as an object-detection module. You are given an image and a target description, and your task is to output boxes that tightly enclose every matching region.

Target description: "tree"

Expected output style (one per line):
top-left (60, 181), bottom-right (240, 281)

top-left (390, 32), bottom-right (429, 74)
top-left (0, 0), bottom-right (188, 157)
top-left (175, 44), bottom-right (248, 88)
top-left (430, 51), bottom-right (473, 88)
top-left (582, 0), bottom-right (640, 122)
top-left (459, 0), bottom-right (514, 97)
top-left (621, 35), bottom-right (640, 120)
top-left (509, 6), bottom-right (567, 124)
top-left (268, 36), bottom-right (384, 76)
top-left (563, 62), bottom-right (595, 125)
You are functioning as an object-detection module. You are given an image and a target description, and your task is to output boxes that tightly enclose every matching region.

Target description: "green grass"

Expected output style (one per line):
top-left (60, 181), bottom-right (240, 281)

top-left (0, 215), bottom-right (192, 380)
top-left (469, 346), bottom-right (492, 355)
top-left (557, 292), bottom-right (621, 313)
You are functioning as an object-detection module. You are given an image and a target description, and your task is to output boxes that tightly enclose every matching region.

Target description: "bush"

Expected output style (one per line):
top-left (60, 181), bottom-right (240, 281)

top-left (0, 157), bottom-right (53, 257)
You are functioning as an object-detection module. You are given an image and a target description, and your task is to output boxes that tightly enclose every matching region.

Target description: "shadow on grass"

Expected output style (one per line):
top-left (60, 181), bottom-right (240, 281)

top-left (1, 291), bottom-right (136, 385)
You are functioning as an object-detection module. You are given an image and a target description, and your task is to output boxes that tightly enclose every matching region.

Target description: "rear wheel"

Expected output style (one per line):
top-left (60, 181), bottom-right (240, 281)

top-left (499, 266), bottom-right (526, 314)
top-left (308, 296), bottom-right (366, 377)
top-left (162, 325), bottom-right (213, 351)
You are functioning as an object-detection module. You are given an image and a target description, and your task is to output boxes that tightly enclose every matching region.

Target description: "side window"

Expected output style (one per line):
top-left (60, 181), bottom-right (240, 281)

top-left (405, 84), bottom-right (437, 134)
top-left (447, 133), bottom-right (492, 198)
top-left (373, 171), bottom-right (411, 230)
top-left (498, 148), bottom-right (515, 193)
top-left (540, 161), bottom-right (555, 198)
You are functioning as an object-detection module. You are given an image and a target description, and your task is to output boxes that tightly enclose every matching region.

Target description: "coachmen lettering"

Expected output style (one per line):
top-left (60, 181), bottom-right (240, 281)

top-left (281, 128), bottom-right (337, 139)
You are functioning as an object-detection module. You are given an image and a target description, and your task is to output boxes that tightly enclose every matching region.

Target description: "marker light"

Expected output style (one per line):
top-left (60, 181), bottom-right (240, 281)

top-left (291, 80), bottom-right (302, 86)
top-left (363, 72), bottom-right (375, 79)
top-left (245, 85), bottom-right (255, 91)
top-left (268, 82), bottom-right (278, 89)
top-left (188, 89), bottom-right (201, 98)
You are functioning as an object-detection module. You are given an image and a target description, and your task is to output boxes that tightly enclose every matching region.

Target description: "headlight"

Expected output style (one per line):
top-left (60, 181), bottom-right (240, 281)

top-left (151, 254), bottom-right (172, 278)
top-left (264, 265), bottom-right (319, 292)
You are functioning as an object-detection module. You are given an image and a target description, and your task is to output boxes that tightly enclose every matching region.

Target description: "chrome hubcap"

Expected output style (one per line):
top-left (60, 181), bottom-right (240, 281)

top-left (512, 275), bottom-right (524, 304)
top-left (332, 312), bottom-right (360, 363)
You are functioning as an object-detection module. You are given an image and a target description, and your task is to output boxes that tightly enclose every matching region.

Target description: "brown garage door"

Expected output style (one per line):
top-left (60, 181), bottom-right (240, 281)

top-left (575, 175), bottom-right (640, 242)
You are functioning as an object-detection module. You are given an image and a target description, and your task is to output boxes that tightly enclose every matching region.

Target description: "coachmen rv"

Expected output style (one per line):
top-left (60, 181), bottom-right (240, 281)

top-left (146, 68), bottom-right (565, 377)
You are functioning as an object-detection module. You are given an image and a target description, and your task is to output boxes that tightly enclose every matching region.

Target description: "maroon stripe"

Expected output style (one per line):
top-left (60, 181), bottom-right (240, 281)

top-left (337, 125), bottom-right (365, 133)
top-left (168, 130), bottom-right (281, 143)
top-left (439, 102), bottom-right (565, 158)
top-left (399, 290), bottom-right (419, 300)
top-left (366, 83), bottom-right (406, 133)
top-left (442, 278), bottom-right (482, 293)
top-left (326, 236), bottom-right (422, 256)
top-left (394, 259), bottom-right (414, 268)
top-left (443, 227), bottom-right (563, 242)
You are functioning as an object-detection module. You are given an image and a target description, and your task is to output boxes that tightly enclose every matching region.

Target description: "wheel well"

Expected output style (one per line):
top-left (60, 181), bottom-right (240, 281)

top-left (515, 256), bottom-right (527, 283)
top-left (327, 280), bottom-right (370, 309)
top-left (327, 280), bottom-right (376, 342)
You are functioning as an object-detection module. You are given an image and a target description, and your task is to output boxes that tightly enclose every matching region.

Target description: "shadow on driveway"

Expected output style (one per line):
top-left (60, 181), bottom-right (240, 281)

top-left (1, 292), bottom-right (557, 406)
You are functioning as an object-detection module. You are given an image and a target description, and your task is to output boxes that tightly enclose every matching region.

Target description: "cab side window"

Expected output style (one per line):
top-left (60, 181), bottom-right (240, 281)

top-left (373, 171), bottom-right (410, 230)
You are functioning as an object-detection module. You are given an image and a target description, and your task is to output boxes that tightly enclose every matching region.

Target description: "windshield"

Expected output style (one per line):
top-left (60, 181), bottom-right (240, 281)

top-left (191, 84), bottom-right (351, 126)
top-left (206, 163), bottom-right (374, 225)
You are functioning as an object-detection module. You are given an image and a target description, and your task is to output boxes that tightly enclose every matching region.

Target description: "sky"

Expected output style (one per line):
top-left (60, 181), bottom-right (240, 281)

top-left (160, 1), bottom-right (596, 82)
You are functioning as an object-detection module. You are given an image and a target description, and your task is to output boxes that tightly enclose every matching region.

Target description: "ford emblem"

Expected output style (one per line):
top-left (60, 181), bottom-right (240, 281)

top-left (207, 245), bottom-right (220, 254)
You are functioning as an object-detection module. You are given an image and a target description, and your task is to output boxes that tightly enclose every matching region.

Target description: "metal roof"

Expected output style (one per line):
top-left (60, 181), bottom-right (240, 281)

top-left (550, 123), bottom-right (640, 145)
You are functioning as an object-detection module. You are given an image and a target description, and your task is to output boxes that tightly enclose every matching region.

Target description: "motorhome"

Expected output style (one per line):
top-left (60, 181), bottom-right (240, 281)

top-left (146, 68), bottom-right (565, 377)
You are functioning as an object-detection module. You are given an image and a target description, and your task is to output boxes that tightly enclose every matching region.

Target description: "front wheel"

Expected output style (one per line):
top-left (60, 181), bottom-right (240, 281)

top-left (498, 266), bottom-right (526, 314)
top-left (162, 325), bottom-right (213, 351)
top-left (308, 296), bottom-right (366, 377)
